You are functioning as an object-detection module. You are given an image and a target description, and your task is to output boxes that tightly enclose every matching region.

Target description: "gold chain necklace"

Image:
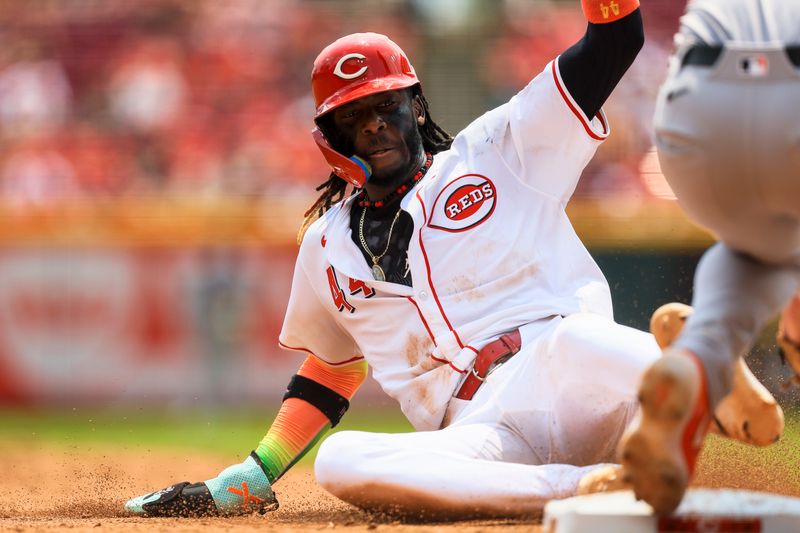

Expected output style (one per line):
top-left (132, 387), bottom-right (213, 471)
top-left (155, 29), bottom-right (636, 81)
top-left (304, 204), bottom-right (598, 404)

top-left (358, 207), bottom-right (402, 281)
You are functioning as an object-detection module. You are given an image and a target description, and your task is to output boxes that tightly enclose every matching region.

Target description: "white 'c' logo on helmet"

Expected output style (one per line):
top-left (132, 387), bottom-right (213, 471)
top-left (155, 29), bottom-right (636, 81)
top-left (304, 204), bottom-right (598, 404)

top-left (334, 53), bottom-right (368, 80)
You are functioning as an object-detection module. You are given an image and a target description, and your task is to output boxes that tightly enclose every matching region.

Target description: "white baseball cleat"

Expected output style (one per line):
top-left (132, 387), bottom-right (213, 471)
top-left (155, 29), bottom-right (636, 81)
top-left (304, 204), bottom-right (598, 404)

top-left (650, 303), bottom-right (783, 446)
top-left (618, 348), bottom-right (712, 515)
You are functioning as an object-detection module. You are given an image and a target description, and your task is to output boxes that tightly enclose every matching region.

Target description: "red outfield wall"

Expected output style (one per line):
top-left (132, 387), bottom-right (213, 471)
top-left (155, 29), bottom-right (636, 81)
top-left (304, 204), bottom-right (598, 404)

top-left (0, 247), bottom-right (302, 404)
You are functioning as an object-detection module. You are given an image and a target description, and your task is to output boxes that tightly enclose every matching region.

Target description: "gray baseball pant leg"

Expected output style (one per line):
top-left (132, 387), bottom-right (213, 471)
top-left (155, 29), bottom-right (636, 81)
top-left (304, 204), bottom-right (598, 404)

top-left (673, 243), bottom-right (799, 407)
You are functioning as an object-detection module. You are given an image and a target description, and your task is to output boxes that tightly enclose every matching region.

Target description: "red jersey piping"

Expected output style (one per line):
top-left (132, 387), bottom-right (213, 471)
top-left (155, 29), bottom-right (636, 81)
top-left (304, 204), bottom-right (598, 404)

top-left (415, 190), bottom-right (465, 349)
top-left (551, 59), bottom-right (608, 141)
top-left (278, 341), bottom-right (364, 366)
top-left (407, 296), bottom-right (437, 347)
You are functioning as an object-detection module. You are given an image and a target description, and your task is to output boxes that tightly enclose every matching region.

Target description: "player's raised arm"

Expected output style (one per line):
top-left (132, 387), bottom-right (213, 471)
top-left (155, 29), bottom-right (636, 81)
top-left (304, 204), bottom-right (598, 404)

top-left (123, 356), bottom-right (367, 517)
top-left (559, 0), bottom-right (644, 119)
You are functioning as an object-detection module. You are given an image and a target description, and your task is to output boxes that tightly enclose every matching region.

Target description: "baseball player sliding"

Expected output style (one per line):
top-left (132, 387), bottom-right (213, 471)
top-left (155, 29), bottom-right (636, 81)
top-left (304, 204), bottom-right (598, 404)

top-left (619, 0), bottom-right (800, 516)
top-left (124, 0), bottom-right (783, 519)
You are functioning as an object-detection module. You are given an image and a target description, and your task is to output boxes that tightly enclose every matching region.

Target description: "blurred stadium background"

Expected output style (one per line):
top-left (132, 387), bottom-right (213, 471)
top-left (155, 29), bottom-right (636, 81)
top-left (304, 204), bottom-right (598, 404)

top-left (0, 0), bottom-right (796, 440)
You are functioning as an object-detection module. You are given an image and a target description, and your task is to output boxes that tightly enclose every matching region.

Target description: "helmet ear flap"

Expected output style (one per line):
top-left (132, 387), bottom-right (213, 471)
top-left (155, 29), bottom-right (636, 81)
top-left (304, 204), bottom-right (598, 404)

top-left (312, 127), bottom-right (371, 187)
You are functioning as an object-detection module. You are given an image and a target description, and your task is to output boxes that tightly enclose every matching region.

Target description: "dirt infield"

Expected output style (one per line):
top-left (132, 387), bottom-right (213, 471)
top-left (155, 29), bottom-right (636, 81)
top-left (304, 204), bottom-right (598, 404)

top-left (0, 442), bottom-right (538, 532)
top-left (1, 436), bottom-right (799, 532)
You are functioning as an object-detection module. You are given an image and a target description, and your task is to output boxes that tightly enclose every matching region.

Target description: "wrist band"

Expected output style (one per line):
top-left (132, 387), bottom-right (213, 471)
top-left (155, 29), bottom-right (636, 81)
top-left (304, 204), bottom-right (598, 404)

top-left (581, 0), bottom-right (640, 24)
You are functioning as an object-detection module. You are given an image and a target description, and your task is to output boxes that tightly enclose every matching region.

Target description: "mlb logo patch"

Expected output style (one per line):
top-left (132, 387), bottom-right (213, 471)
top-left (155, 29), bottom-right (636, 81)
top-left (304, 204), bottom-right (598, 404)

top-left (738, 54), bottom-right (769, 77)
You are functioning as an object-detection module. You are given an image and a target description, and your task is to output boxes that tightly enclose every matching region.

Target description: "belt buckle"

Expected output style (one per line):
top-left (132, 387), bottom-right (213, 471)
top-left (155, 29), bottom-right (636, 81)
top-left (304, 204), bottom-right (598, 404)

top-left (469, 365), bottom-right (486, 383)
top-left (470, 352), bottom-right (514, 383)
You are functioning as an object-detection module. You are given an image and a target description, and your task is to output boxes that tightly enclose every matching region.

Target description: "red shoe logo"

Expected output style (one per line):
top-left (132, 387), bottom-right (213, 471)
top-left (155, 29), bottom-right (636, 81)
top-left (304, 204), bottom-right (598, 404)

top-left (681, 354), bottom-right (712, 476)
top-left (227, 482), bottom-right (264, 509)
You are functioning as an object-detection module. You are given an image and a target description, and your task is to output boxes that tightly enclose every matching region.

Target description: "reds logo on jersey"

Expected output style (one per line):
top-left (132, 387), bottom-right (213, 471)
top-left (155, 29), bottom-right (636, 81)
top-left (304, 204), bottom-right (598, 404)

top-left (428, 174), bottom-right (497, 232)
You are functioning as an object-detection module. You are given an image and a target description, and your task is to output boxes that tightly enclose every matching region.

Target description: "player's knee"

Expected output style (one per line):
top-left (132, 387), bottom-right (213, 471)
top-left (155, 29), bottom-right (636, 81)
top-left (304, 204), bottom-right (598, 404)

top-left (316, 431), bottom-right (413, 510)
top-left (549, 313), bottom-right (595, 352)
top-left (315, 431), bottom-right (374, 492)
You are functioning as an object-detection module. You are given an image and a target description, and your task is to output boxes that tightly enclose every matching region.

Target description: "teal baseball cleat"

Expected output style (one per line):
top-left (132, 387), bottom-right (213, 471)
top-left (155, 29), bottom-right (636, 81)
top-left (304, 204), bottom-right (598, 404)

top-left (125, 452), bottom-right (278, 517)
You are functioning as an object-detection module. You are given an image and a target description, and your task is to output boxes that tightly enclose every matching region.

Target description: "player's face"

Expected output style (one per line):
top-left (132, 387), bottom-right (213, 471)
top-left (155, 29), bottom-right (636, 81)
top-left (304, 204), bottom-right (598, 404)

top-left (330, 89), bottom-right (424, 186)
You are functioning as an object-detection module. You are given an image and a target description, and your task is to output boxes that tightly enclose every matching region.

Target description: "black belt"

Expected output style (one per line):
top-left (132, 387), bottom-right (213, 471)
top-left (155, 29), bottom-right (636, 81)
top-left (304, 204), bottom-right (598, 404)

top-left (682, 44), bottom-right (800, 68)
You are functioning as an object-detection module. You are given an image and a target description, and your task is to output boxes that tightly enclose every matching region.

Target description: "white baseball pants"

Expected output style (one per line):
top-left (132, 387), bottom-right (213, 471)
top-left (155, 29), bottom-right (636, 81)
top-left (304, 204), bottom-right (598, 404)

top-left (314, 313), bottom-right (660, 518)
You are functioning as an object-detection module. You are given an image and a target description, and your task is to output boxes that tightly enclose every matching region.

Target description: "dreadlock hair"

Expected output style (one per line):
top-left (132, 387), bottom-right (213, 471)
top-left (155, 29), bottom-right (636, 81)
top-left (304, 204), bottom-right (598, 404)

top-left (297, 86), bottom-right (453, 243)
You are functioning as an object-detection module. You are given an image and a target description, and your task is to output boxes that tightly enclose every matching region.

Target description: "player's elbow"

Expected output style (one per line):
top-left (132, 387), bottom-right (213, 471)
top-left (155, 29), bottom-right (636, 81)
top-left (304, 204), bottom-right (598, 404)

top-left (622, 9), bottom-right (645, 59)
top-left (599, 7), bottom-right (645, 65)
top-left (627, 18), bottom-right (645, 56)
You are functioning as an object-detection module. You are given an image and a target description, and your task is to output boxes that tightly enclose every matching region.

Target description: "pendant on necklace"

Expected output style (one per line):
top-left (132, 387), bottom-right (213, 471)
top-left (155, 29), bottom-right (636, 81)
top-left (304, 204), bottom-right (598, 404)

top-left (372, 263), bottom-right (386, 281)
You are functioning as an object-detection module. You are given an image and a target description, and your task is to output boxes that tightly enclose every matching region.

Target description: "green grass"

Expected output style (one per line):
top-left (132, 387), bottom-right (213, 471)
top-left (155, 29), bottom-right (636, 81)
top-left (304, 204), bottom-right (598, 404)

top-left (699, 408), bottom-right (800, 491)
top-left (2, 406), bottom-right (799, 478)
top-left (0, 405), bottom-right (414, 464)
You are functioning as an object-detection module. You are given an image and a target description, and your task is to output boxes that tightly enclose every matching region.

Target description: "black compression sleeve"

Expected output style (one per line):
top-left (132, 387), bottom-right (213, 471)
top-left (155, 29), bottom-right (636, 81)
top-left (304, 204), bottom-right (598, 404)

top-left (559, 8), bottom-right (644, 119)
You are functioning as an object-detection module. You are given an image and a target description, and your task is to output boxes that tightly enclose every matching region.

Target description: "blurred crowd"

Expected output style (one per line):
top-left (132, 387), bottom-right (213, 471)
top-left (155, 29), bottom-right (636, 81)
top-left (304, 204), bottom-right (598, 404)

top-left (0, 0), bottom-right (685, 207)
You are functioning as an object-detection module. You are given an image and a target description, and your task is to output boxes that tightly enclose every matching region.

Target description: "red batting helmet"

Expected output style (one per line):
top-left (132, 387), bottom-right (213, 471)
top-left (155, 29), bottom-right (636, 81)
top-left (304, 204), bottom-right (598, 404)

top-left (311, 33), bottom-right (420, 187)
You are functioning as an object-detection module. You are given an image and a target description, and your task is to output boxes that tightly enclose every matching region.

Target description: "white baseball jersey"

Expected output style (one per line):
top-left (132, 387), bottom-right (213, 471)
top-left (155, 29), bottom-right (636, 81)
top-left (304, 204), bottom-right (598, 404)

top-left (280, 58), bottom-right (613, 431)
top-left (679, 0), bottom-right (800, 44)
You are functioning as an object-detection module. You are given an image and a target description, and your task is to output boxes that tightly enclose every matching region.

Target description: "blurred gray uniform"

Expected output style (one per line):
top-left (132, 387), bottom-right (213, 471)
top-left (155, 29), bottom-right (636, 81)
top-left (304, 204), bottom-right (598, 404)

top-left (654, 0), bottom-right (800, 405)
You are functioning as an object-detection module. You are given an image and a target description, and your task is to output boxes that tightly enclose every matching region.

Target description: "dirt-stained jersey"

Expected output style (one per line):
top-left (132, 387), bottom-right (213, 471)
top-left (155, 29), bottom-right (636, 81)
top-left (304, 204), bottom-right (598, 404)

top-left (280, 58), bottom-right (613, 431)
